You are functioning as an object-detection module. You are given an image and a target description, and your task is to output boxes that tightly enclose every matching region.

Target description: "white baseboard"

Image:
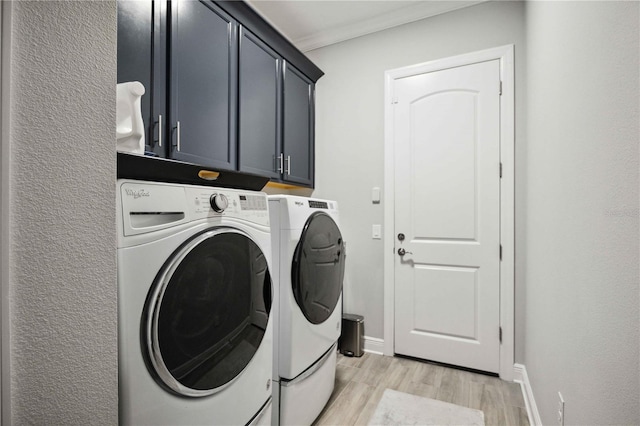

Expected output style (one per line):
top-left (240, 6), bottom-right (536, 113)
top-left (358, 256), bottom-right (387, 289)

top-left (513, 363), bottom-right (542, 426)
top-left (364, 336), bottom-right (384, 355)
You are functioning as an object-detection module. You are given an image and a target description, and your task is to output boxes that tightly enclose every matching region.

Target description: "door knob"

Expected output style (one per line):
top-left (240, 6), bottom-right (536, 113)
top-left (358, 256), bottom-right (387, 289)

top-left (398, 248), bottom-right (413, 256)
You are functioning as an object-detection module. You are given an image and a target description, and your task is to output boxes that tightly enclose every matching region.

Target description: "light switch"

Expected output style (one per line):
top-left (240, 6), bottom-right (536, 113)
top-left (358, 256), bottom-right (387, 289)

top-left (372, 224), bottom-right (382, 239)
top-left (372, 187), bottom-right (381, 204)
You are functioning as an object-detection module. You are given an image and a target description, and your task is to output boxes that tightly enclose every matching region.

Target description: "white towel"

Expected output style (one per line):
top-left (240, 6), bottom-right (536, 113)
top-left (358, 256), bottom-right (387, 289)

top-left (116, 81), bottom-right (145, 154)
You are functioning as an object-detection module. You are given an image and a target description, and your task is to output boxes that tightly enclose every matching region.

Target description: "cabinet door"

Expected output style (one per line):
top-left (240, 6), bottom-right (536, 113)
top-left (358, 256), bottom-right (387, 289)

top-left (117, 0), bottom-right (167, 156)
top-left (282, 63), bottom-right (315, 187)
top-left (238, 28), bottom-right (281, 179)
top-left (169, 0), bottom-right (237, 170)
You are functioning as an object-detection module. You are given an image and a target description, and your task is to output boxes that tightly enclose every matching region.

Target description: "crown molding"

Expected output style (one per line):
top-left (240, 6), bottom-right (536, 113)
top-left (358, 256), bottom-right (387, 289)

top-left (295, 1), bottom-right (485, 52)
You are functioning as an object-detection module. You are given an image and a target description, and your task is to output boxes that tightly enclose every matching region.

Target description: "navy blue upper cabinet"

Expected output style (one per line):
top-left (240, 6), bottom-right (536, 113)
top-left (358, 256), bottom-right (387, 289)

top-left (169, 1), bottom-right (237, 170)
top-left (117, 0), bottom-right (323, 186)
top-left (238, 32), bottom-right (316, 186)
top-left (282, 63), bottom-right (315, 187)
top-left (117, 0), bottom-right (167, 156)
top-left (238, 28), bottom-right (281, 179)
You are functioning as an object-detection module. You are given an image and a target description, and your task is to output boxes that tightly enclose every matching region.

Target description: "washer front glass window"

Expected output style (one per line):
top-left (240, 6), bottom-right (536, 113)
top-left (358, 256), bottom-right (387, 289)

top-left (144, 229), bottom-right (272, 397)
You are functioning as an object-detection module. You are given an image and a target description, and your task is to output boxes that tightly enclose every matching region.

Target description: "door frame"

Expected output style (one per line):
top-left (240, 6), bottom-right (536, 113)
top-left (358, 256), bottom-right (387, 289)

top-left (383, 45), bottom-right (515, 380)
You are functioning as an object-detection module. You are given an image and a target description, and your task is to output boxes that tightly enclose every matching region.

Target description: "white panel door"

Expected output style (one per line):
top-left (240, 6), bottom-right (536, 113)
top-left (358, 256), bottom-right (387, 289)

top-left (393, 59), bottom-right (501, 373)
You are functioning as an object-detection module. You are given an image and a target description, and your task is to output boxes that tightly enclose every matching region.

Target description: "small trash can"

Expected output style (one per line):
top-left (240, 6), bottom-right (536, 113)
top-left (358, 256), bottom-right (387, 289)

top-left (339, 314), bottom-right (364, 357)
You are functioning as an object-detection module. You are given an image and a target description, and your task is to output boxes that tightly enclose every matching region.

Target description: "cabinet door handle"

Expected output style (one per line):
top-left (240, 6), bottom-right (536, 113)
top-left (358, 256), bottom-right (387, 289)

top-left (157, 115), bottom-right (163, 147)
top-left (286, 155), bottom-right (291, 175)
top-left (175, 121), bottom-right (181, 152)
top-left (276, 153), bottom-right (284, 173)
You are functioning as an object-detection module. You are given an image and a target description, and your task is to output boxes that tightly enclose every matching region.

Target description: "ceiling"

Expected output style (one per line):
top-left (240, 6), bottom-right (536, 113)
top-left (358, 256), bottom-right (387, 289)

top-left (246, 0), bottom-right (486, 52)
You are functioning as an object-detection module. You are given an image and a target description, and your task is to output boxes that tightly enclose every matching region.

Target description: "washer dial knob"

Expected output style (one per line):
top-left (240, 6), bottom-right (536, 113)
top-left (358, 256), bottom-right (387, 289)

top-left (209, 193), bottom-right (229, 213)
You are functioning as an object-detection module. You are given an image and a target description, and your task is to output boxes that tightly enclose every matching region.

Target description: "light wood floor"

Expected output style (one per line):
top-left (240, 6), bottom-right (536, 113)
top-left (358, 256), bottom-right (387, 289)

top-left (313, 352), bottom-right (529, 426)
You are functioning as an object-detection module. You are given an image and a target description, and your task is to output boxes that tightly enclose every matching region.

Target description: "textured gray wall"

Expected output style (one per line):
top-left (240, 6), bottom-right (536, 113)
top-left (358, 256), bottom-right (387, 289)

top-left (307, 1), bottom-right (527, 359)
top-left (524, 1), bottom-right (639, 424)
top-left (9, 1), bottom-right (118, 423)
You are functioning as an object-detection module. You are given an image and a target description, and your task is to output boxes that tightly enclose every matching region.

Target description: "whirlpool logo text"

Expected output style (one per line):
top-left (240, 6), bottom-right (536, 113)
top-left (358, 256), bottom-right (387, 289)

top-left (125, 188), bottom-right (150, 199)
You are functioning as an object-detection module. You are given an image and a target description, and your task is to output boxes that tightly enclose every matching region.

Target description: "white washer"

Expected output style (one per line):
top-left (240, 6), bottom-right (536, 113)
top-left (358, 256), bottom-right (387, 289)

top-left (117, 179), bottom-right (274, 426)
top-left (268, 195), bottom-right (345, 425)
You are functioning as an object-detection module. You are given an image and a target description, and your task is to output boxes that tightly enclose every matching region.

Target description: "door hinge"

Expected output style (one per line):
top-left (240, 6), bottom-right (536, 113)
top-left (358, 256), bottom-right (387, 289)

top-left (499, 81), bottom-right (503, 96)
top-left (499, 326), bottom-right (503, 343)
top-left (499, 244), bottom-right (502, 260)
top-left (499, 162), bottom-right (503, 178)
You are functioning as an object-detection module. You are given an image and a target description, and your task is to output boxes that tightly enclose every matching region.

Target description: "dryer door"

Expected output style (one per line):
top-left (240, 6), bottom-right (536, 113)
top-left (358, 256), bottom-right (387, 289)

top-left (291, 212), bottom-right (345, 324)
top-left (143, 228), bottom-right (272, 397)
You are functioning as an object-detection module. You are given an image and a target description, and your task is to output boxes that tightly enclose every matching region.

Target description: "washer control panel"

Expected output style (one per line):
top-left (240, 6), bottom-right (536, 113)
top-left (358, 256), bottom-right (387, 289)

top-left (119, 181), bottom-right (270, 237)
top-left (209, 193), bottom-right (229, 212)
top-left (238, 194), bottom-right (268, 211)
top-left (190, 187), bottom-right (269, 225)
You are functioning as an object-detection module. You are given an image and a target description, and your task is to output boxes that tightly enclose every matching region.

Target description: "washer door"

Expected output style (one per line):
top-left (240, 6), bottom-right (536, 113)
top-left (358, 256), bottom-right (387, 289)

top-left (291, 212), bottom-right (345, 325)
top-left (144, 228), bottom-right (272, 397)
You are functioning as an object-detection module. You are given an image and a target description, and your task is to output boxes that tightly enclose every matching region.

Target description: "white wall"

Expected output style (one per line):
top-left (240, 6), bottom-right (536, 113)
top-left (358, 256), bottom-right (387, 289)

top-left (307, 1), bottom-right (527, 356)
top-left (6, 1), bottom-right (118, 423)
top-left (524, 1), bottom-right (639, 424)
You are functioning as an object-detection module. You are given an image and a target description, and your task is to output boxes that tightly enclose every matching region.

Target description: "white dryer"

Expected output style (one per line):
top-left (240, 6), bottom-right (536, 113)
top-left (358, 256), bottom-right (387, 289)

top-left (117, 179), bottom-right (274, 425)
top-left (268, 195), bottom-right (345, 425)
